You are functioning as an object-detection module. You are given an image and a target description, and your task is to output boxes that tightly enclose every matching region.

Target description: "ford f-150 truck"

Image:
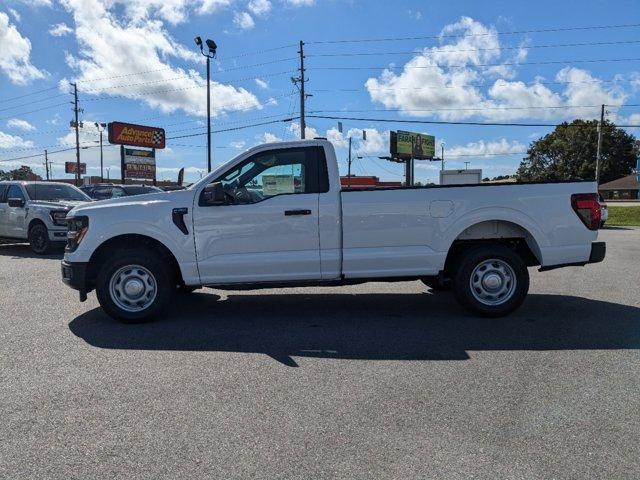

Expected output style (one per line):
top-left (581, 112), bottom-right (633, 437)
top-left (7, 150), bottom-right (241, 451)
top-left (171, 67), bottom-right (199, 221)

top-left (0, 181), bottom-right (91, 254)
top-left (61, 139), bottom-right (605, 322)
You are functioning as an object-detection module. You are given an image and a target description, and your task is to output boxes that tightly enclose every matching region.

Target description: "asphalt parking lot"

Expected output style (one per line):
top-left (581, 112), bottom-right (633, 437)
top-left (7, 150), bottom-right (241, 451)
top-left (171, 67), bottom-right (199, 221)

top-left (1, 228), bottom-right (639, 479)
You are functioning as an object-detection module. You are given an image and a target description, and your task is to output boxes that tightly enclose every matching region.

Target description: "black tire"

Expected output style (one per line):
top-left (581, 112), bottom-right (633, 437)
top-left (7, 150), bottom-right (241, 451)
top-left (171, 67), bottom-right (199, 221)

top-left (95, 248), bottom-right (174, 323)
top-left (28, 223), bottom-right (51, 255)
top-left (452, 245), bottom-right (529, 317)
top-left (420, 277), bottom-right (451, 292)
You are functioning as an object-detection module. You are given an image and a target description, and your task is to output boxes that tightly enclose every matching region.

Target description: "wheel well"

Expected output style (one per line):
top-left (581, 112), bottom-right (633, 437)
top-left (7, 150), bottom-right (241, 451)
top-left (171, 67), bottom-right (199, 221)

top-left (442, 220), bottom-right (541, 277)
top-left (28, 218), bottom-right (46, 233)
top-left (86, 234), bottom-right (183, 290)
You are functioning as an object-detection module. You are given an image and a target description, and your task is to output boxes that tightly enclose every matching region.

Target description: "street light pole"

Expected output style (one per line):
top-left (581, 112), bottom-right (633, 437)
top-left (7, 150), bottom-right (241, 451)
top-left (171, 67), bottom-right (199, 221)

top-left (195, 36), bottom-right (217, 173)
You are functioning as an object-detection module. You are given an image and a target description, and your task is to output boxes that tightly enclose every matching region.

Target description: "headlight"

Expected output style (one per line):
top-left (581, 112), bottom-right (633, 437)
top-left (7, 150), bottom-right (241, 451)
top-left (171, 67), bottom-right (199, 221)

top-left (65, 216), bottom-right (89, 252)
top-left (50, 210), bottom-right (69, 226)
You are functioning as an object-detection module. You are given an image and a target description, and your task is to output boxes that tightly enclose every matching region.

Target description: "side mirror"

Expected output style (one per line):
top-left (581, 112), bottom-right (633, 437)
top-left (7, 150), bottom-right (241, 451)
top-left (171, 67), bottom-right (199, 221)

top-left (200, 182), bottom-right (226, 206)
top-left (8, 198), bottom-right (25, 208)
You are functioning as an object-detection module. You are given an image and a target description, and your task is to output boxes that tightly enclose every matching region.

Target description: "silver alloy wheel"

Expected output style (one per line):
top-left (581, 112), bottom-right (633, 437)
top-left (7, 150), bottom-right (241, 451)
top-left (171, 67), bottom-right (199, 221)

top-left (469, 258), bottom-right (517, 306)
top-left (109, 264), bottom-right (157, 313)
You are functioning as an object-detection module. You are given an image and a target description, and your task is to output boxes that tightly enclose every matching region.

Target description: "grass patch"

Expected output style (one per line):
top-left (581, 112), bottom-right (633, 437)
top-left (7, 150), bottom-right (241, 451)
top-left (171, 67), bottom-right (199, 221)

top-left (607, 206), bottom-right (640, 226)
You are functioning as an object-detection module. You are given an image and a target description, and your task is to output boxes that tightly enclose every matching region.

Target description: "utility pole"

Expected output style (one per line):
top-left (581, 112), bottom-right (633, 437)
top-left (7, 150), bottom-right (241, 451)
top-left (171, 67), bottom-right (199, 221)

top-left (347, 136), bottom-right (352, 188)
top-left (596, 103), bottom-right (605, 185)
top-left (441, 142), bottom-right (445, 171)
top-left (43, 149), bottom-right (50, 180)
top-left (194, 37), bottom-right (217, 173)
top-left (464, 161), bottom-right (471, 170)
top-left (299, 40), bottom-right (306, 139)
top-left (71, 82), bottom-right (81, 186)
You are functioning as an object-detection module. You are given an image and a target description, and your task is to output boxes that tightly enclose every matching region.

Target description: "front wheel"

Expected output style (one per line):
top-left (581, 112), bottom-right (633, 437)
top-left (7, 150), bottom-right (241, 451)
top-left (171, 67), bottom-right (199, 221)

top-left (452, 245), bottom-right (529, 317)
top-left (95, 248), bottom-right (174, 323)
top-left (29, 223), bottom-right (52, 254)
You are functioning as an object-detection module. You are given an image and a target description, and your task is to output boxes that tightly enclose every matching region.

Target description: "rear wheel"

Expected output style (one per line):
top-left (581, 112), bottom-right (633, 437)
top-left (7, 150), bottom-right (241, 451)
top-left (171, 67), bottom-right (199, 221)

top-left (95, 248), bottom-right (174, 323)
top-left (28, 223), bottom-right (51, 255)
top-left (452, 245), bottom-right (529, 317)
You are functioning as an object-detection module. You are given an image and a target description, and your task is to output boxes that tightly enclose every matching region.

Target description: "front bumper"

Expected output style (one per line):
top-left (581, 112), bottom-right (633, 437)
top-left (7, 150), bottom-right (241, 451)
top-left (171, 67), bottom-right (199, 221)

top-left (539, 241), bottom-right (606, 271)
top-left (49, 228), bottom-right (68, 241)
top-left (61, 260), bottom-right (89, 301)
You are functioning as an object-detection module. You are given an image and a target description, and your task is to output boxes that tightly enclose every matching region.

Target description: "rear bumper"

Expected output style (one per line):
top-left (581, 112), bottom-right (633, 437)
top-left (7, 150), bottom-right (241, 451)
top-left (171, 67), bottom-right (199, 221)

top-left (539, 242), bottom-right (605, 272)
top-left (61, 260), bottom-right (89, 300)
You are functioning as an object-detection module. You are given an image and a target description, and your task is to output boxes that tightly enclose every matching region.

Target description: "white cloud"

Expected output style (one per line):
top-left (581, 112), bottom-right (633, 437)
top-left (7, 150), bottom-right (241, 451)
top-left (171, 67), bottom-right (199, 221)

top-left (288, 123), bottom-right (318, 139)
top-left (325, 127), bottom-right (389, 156)
top-left (7, 118), bottom-right (35, 131)
top-left (229, 140), bottom-right (246, 149)
top-left (49, 22), bottom-right (73, 36)
top-left (248, 0), bottom-right (271, 15)
top-left (446, 139), bottom-right (525, 157)
top-left (8, 8), bottom-right (21, 21)
top-left (365, 16), bottom-right (627, 122)
top-left (260, 132), bottom-right (282, 143)
top-left (284, 0), bottom-right (314, 6)
top-left (0, 131), bottom-right (34, 149)
top-left (255, 78), bottom-right (268, 89)
top-left (0, 12), bottom-right (46, 85)
top-left (60, 0), bottom-right (260, 118)
top-left (198, 0), bottom-right (233, 14)
top-left (233, 11), bottom-right (255, 29)
top-left (17, 0), bottom-right (52, 6)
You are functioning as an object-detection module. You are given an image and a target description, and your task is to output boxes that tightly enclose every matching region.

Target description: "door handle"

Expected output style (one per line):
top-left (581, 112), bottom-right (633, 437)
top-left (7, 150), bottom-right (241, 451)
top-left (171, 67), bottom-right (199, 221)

top-left (284, 209), bottom-right (311, 216)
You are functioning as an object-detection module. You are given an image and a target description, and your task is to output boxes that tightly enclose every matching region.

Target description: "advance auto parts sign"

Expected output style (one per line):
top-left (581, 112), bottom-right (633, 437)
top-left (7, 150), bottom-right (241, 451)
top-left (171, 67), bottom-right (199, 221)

top-left (108, 122), bottom-right (165, 149)
top-left (124, 148), bottom-right (155, 180)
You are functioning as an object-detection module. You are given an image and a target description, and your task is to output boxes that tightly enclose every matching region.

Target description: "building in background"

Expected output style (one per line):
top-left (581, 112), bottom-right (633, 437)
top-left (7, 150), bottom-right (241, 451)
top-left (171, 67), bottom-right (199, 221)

top-left (439, 169), bottom-right (482, 186)
top-left (598, 174), bottom-right (639, 200)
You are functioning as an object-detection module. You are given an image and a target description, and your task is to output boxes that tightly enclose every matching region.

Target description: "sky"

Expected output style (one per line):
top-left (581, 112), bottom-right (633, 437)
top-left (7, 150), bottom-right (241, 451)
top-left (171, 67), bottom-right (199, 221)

top-left (0, 0), bottom-right (639, 184)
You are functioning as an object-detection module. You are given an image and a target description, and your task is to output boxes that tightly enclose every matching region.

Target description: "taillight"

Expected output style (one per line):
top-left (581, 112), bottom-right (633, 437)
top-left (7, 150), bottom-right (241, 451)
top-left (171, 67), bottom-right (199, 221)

top-left (571, 193), bottom-right (601, 230)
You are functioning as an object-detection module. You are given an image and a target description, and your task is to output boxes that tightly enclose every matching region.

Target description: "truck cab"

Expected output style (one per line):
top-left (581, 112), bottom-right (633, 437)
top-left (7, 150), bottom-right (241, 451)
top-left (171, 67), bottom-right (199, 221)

top-left (61, 140), bottom-right (605, 322)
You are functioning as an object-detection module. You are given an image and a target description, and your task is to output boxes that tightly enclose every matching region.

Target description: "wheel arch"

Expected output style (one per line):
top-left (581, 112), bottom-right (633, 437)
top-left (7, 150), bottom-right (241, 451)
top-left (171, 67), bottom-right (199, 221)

top-left (441, 217), bottom-right (545, 276)
top-left (86, 234), bottom-right (184, 291)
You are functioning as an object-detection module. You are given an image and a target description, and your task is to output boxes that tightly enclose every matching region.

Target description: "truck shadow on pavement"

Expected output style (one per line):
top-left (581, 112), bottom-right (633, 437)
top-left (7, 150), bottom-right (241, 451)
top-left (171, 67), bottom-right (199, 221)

top-left (0, 243), bottom-right (64, 259)
top-left (68, 291), bottom-right (640, 367)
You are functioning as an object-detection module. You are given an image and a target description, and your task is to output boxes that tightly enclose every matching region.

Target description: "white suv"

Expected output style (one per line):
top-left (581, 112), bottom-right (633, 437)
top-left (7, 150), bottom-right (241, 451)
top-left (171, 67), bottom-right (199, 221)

top-left (0, 181), bottom-right (91, 254)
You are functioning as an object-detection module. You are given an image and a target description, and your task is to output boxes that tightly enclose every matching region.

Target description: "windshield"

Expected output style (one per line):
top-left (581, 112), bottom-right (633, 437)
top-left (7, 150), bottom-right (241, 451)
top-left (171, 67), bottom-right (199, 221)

top-left (25, 183), bottom-right (90, 202)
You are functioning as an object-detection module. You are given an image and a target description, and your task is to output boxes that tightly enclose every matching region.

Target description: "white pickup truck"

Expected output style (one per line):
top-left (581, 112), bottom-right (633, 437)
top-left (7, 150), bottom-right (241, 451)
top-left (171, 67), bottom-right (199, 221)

top-left (61, 139), bottom-right (605, 322)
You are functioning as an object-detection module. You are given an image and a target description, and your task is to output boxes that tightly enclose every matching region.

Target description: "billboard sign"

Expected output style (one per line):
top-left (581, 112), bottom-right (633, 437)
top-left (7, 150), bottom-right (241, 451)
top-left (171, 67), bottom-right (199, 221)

top-left (65, 162), bottom-right (86, 174)
top-left (124, 148), bottom-right (155, 180)
top-left (390, 130), bottom-right (435, 159)
top-left (108, 122), bottom-right (165, 149)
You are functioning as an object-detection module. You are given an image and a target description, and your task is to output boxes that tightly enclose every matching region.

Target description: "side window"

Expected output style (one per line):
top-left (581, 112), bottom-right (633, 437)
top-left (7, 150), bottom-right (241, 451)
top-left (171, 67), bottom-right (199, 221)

top-left (0, 185), bottom-right (7, 203)
top-left (216, 147), bottom-right (328, 205)
top-left (7, 185), bottom-right (25, 201)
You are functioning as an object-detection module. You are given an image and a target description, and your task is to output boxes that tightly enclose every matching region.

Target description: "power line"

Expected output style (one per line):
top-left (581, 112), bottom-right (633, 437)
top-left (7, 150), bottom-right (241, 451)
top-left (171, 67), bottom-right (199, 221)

top-left (307, 39), bottom-right (640, 57)
top-left (309, 57), bottom-right (640, 71)
top-left (0, 102), bottom-right (69, 121)
top-left (307, 22), bottom-right (640, 44)
top-left (309, 104), bottom-right (640, 114)
top-left (313, 77), bottom-right (632, 93)
top-left (2, 85), bottom-right (60, 103)
top-left (307, 114), bottom-right (640, 128)
top-left (166, 117), bottom-right (297, 140)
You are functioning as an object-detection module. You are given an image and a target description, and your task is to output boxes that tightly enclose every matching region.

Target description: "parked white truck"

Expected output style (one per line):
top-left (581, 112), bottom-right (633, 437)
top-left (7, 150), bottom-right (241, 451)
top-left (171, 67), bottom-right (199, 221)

top-left (0, 181), bottom-right (91, 254)
top-left (61, 139), bottom-right (605, 322)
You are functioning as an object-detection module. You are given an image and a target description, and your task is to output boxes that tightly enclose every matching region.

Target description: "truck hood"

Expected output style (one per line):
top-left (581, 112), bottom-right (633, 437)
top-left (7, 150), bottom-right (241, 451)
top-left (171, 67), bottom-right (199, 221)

top-left (68, 189), bottom-right (193, 216)
top-left (29, 199), bottom-right (90, 210)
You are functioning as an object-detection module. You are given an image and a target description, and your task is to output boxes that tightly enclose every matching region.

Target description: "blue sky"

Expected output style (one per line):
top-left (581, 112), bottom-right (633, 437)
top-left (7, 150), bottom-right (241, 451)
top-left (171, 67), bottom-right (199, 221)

top-left (0, 0), bottom-right (639, 183)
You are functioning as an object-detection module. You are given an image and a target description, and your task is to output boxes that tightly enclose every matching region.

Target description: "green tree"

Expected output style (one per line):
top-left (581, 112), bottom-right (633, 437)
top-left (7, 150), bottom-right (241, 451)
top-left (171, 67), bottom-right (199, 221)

top-left (516, 119), bottom-right (637, 183)
top-left (0, 166), bottom-right (41, 181)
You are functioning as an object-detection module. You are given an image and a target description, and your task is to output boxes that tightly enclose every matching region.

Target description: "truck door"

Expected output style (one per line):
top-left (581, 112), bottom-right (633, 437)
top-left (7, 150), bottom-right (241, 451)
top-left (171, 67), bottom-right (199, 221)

top-left (193, 146), bottom-right (327, 284)
top-left (4, 184), bottom-right (28, 239)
